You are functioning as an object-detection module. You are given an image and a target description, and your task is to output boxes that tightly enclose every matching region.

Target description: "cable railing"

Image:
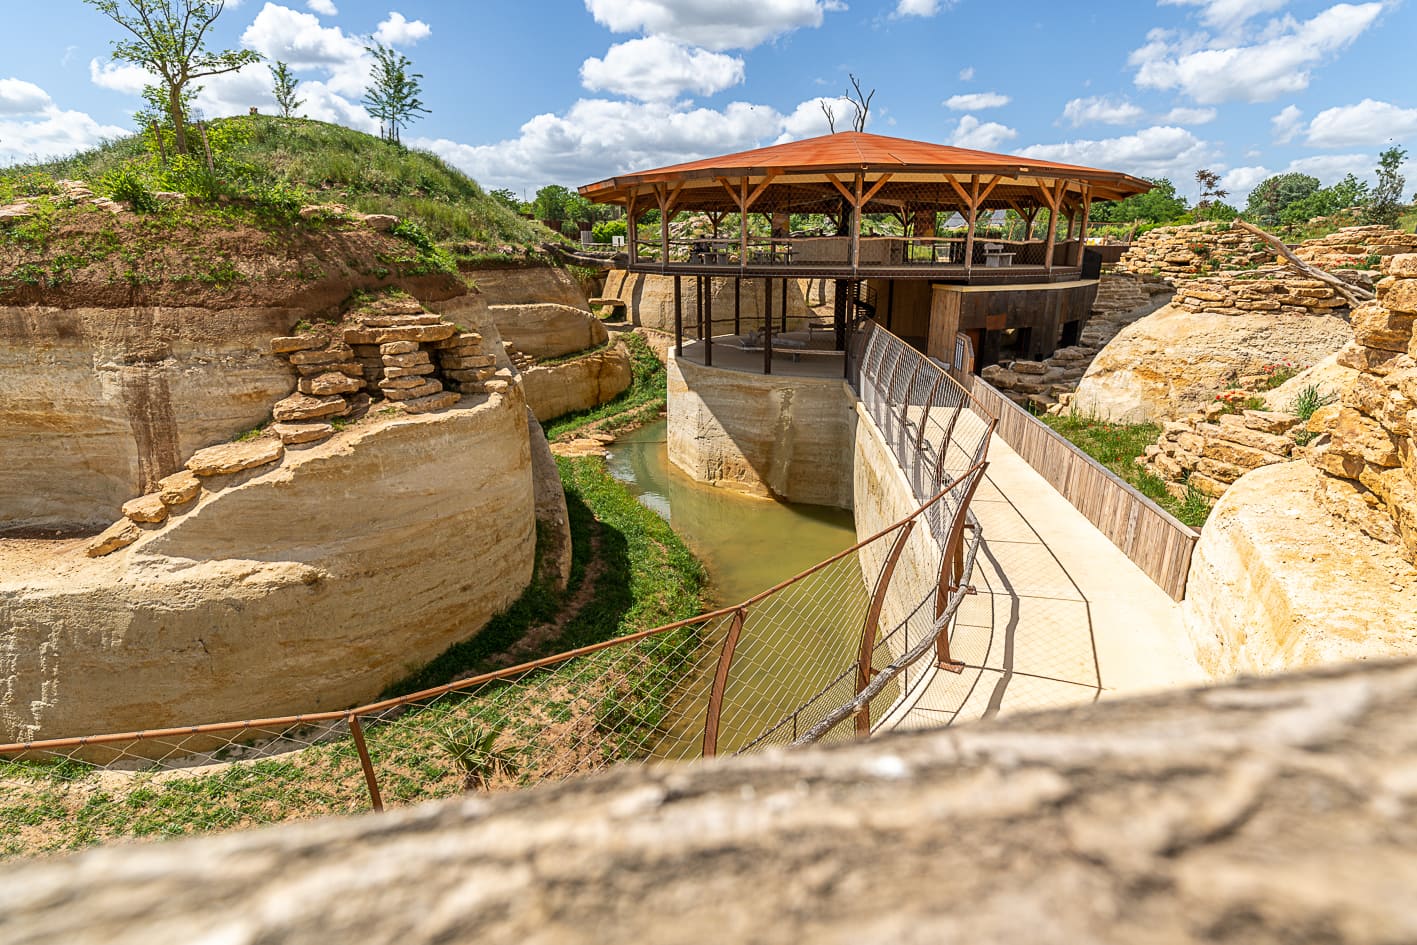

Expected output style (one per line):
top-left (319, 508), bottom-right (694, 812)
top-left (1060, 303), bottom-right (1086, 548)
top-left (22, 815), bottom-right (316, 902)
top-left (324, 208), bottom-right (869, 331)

top-left (0, 324), bottom-right (994, 857)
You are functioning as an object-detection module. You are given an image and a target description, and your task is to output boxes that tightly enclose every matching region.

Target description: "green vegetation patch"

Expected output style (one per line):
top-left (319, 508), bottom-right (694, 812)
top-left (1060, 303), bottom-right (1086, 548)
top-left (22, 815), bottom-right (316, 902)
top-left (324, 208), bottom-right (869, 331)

top-left (1042, 412), bottom-right (1211, 529)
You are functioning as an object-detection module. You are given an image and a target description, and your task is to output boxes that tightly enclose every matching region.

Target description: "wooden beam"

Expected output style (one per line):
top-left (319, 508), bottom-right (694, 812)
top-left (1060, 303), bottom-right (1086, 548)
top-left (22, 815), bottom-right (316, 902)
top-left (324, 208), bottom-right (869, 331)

top-left (742, 171), bottom-right (780, 211)
top-left (963, 175), bottom-right (979, 273)
top-left (943, 175), bottom-right (973, 211)
top-left (975, 174), bottom-right (1003, 208)
top-left (824, 173), bottom-right (856, 205)
top-left (861, 173), bottom-right (894, 207)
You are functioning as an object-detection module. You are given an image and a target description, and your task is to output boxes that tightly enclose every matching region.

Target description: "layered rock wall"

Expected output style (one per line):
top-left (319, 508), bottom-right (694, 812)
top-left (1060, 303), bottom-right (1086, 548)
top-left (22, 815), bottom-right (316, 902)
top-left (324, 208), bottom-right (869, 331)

top-left (520, 343), bottom-right (633, 423)
top-left (487, 303), bottom-right (609, 360)
top-left (667, 357), bottom-right (854, 508)
top-left (1308, 254), bottom-right (1417, 561)
top-left (603, 271), bottom-right (812, 333)
top-left (0, 388), bottom-right (537, 745)
top-left (1141, 409), bottom-right (1305, 503)
top-left (1115, 222), bottom-right (1272, 278)
top-left (469, 265), bottom-right (588, 310)
top-left (1172, 273), bottom-right (1349, 318)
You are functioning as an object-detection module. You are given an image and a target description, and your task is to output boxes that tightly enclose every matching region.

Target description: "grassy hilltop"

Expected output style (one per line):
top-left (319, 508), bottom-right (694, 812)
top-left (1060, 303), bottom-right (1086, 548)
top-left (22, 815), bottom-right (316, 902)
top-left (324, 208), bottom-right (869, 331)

top-left (1, 114), bottom-right (544, 247)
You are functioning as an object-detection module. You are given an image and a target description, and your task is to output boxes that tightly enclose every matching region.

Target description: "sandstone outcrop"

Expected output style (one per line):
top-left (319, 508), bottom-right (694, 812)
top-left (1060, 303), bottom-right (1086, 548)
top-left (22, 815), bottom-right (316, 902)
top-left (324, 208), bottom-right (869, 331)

top-left (469, 265), bottom-right (589, 310)
top-left (1139, 408), bottom-right (1306, 503)
top-left (0, 388), bottom-right (537, 746)
top-left (602, 271), bottom-right (813, 333)
top-left (1182, 462), bottom-right (1416, 676)
top-left (1071, 301), bottom-right (1352, 423)
top-left (6, 659), bottom-right (1417, 944)
top-left (1115, 222), bottom-right (1272, 278)
top-left (487, 303), bottom-right (609, 359)
top-left (1307, 253), bottom-right (1417, 562)
top-left (1293, 225), bottom-right (1417, 270)
top-left (520, 343), bottom-right (633, 423)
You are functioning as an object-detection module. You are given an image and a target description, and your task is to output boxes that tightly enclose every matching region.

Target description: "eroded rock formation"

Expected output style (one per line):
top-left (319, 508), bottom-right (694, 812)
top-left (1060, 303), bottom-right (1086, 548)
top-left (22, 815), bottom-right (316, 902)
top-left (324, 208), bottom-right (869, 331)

top-left (4, 659), bottom-right (1416, 944)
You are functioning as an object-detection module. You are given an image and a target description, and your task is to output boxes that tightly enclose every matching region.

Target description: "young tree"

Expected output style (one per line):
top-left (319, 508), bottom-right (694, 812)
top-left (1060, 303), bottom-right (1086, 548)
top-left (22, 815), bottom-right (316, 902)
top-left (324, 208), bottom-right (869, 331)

top-left (1194, 168), bottom-right (1229, 210)
top-left (270, 60), bottom-right (303, 119)
top-left (362, 43), bottom-right (429, 144)
top-left (83, 0), bottom-right (260, 156)
top-left (488, 187), bottom-right (521, 211)
top-left (1363, 146), bottom-right (1409, 227)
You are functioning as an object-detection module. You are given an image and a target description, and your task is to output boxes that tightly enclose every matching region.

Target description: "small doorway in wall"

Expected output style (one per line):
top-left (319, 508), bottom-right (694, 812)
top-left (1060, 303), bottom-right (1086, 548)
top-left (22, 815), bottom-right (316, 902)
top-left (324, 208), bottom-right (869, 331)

top-left (996, 325), bottom-right (1033, 363)
top-left (1060, 319), bottom-right (1082, 349)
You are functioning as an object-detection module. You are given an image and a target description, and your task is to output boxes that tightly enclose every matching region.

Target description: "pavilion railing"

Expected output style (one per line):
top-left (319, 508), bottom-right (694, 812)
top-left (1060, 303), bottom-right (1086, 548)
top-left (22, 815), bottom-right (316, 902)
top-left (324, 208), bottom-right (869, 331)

top-left (633, 236), bottom-right (1086, 272)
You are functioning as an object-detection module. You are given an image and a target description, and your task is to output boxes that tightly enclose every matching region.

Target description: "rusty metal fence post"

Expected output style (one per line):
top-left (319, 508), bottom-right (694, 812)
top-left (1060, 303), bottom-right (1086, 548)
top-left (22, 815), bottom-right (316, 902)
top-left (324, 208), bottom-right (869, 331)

top-left (702, 608), bottom-right (747, 758)
top-left (348, 713), bottom-right (384, 813)
top-left (855, 520), bottom-right (916, 736)
top-left (934, 464), bottom-right (987, 673)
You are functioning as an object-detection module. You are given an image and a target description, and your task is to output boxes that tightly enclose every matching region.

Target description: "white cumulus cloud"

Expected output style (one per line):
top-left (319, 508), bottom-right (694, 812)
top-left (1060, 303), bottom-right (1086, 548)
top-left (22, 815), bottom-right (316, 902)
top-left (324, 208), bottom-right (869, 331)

top-left (1271, 104), bottom-right (1303, 143)
top-left (581, 37), bottom-right (744, 102)
top-left (1158, 0), bottom-right (1289, 33)
top-left (373, 12), bottom-right (431, 47)
top-left (1131, 3), bottom-right (1384, 104)
top-left (582, 0), bottom-right (842, 50)
top-left (948, 115), bottom-right (1017, 152)
top-left (0, 78), bottom-right (53, 115)
top-left (307, 0), bottom-right (337, 14)
top-left (89, 58), bottom-right (154, 95)
top-left (1219, 164), bottom-right (1271, 200)
top-left (944, 92), bottom-right (1009, 111)
top-left (1162, 106), bottom-right (1217, 125)
top-left (1061, 96), bottom-right (1145, 127)
top-left (1019, 126), bottom-right (1218, 180)
top-left (1305, 99), bottom-right (1417, 148)
top-left (895, 0), bottom-right (952, 17)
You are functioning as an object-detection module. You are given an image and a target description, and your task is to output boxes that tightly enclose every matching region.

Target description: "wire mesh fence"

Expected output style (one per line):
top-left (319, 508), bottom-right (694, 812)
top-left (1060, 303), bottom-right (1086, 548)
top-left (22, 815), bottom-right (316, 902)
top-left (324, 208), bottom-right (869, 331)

top-left (0, 325), bottom-right (993, 858)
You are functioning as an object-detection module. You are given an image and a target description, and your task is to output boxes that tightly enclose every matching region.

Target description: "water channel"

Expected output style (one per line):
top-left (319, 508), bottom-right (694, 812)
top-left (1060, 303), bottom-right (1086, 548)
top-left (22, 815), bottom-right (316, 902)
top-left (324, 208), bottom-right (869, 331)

top-left (607, 420), bottom-right (883, 754)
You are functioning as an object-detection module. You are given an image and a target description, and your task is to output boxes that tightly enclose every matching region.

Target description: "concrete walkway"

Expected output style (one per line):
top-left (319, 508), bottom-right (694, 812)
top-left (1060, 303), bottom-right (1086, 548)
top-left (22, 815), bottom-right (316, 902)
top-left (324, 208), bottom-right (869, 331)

top-left (897, 435), bottom-right (1205, 730)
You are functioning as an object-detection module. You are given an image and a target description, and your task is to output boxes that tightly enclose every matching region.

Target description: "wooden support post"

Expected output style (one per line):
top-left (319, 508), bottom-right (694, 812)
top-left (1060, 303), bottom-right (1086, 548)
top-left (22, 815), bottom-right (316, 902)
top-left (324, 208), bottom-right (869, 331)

top-left (834, 280), bottom-right (847, 354)
top-left (1077, 187), bottom-right (1092, 269)
top-left (963, 175), bottom-right (980, 273)
top-left (704, 276), bottom-right (713, 367)
top-left (885, 279), bottom-right (895, 331)
top-left (781, 277), bottom-right (788, 332)
top-left (674, 275), bottom-right (683, 357)
top-left (627, 192), bottom-right (638, 266)
top-left (763, 277), bottom-right (773, 375)
top-left (733, 277), bottom-right (741, 335)
top-left (696, 275), bottom-right (704, 345)
top-left (739, 178), bottom-right (749, 269)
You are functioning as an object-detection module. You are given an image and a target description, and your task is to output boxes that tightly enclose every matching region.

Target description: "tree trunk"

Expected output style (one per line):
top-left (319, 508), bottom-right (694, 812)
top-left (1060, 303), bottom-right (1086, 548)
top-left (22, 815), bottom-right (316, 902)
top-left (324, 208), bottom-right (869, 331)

top-left (169, 84), bottom-right (190, 156)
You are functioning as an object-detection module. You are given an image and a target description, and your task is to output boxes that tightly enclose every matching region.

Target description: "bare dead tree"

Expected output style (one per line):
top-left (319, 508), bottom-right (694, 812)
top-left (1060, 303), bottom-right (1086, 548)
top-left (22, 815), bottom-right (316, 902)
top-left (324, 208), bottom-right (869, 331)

top-left (820, 100), bottom-right (837, 134)
top-left (847, 74), bottom-right (875, 133)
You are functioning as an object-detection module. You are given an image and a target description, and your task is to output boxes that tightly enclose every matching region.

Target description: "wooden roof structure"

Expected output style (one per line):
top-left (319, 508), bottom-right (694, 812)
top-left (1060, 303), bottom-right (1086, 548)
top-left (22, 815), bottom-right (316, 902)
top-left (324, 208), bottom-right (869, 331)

top-left (579, 131), bottom-right (1153, 215)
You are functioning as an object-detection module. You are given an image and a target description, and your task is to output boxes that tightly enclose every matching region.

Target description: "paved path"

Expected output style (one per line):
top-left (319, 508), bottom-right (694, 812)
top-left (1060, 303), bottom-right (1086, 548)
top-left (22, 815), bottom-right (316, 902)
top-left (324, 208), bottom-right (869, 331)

top-left (897, 435), bottom-right (1205, 730)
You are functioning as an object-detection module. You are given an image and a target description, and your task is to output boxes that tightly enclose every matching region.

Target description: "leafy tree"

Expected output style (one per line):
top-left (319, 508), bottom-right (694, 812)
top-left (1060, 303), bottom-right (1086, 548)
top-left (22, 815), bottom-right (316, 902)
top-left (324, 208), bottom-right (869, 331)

top-left (83, 0), bottom-right (261, 156)
top-left (362, 43), bottom-right (429, 144)
top-left (1245, 173), bottom-right (1320, 227)
top-left (532, 184), bottom-right (574, 222)
top-left (1090, 178), bottom-right (1189, 224)
top-left (488, 187), bottom-right (521, 211)
top-left (270, 60), bottom-right (303, 119)
top-left (1363, 146), bottom-right (1409, 227)
top-left (1196, 200), bottom-right (1239, 222)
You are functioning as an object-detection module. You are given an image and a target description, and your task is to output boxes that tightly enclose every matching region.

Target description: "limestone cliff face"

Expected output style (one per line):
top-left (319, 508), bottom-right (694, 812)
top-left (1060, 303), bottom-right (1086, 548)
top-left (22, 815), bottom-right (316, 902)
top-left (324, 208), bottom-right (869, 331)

top-left (603, 271), bottom-right (814, 333)
top-left (488, 303), bottom-right (609, 360)
top-left (520, 343), bottom-right (632, 423)
top-left (469, 265), bottom-right (588, 310)
top-left (0, 304), bottom-right (295, 530)
top-left (1072, 302), bottom-right (1352, 423)
top-left (0, 388), bottom-right (536, 744)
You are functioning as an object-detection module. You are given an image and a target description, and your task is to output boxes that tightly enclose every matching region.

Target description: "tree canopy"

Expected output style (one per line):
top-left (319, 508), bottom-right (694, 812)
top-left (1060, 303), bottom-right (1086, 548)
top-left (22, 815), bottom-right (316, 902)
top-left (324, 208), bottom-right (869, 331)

top-left (362, 43), bottom-right (429, 145)
top-left (1363, 146), bottom-right (1409, 227)
top-left (1089, 178), bottom-right (1189, 224)
top-left (83, 0), bottom-right (260, 155)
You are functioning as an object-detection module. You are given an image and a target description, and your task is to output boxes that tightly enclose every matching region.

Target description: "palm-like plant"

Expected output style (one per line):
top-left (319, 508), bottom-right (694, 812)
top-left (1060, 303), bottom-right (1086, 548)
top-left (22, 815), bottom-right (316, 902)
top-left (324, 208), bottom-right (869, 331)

top-left (436, 720), bottom-right (520, 791)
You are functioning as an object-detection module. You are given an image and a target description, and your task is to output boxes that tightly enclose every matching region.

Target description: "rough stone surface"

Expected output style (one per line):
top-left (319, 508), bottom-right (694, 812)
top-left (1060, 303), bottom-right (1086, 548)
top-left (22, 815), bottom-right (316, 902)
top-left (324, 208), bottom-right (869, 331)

top-left (1182, 462), bottom-right (1417, 676)
top-left (184, 438), bottom-right (284, 477)
top-left (470, 265), bottom-right (589, 310)
top-left (1072, 302), bottom-right (1352, 423)
top-left (272, 392), bottom-right (347, 422)
top-left (6, 660), bottom-right (1417, 945)
top-left (297, 372), bottom-right (363, 396)
top-left (0, 305), bottom-right (297, 530)
top-left (155, 470), bottom-right (201, 507)
top-left (0, 391), bottom-right (536, 745)
top-left (83, 520), bottom-right (142, 558)
top-left (271, 422), bottom-right (333, 446)
top-left (486, 303), bottom-right (609, 360)
top-left (526, 407), bottom-right (572, 591)
top-left (520, 343), bottom-right (633, 422)
top-left (668, 356), bottom-right (855, 508)
top-left (120, 494), bottom-right (168, 524)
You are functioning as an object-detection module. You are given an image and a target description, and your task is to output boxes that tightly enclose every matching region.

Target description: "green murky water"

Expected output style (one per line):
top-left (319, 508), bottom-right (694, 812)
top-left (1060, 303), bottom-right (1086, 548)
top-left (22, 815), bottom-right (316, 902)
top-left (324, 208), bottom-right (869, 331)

top-left (607, 421), bottom-right (883, 755)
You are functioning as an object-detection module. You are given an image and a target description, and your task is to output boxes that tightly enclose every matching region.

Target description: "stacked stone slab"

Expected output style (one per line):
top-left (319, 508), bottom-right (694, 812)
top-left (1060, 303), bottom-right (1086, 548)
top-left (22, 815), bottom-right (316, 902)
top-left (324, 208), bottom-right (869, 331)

top-left (342, 299), bottom-right (464, 415)
top-left (269, 333), bottom-right (368, 446)
top-left (1171, 273), bottom-right (1348, 318)
top-left (503, 343), bottom-right (536, 372)
top-left (1307, 253), bottom-right (1417, 562)
top-left (86, 438), bottom-right (286, 557)
top-left (1139, 408), bottom-right (1304, 503)
top-left (1293, 225), bottom-right (1417, 271)
top-left (434, 330), bottom-right (498, 396)
top-left (1115, 222), bottom-right (1273, 278)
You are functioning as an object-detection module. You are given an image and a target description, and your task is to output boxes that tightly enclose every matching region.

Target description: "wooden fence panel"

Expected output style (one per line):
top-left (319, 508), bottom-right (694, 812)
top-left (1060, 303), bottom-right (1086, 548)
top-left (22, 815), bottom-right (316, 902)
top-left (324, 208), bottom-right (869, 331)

top-left (966, 379), bottom-right (1198, 600)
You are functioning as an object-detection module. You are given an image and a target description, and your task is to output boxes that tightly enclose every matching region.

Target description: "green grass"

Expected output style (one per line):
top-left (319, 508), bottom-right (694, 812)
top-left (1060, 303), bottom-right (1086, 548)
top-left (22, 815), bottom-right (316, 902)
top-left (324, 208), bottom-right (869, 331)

top-left (0, 448), bottom-right (706, 860)
top-left (1042, 412), bottom-right (1212, 529)
top-left (1, 114), bottom-right (545, 248)
top-left (543, 332), bottom-right (667, 439)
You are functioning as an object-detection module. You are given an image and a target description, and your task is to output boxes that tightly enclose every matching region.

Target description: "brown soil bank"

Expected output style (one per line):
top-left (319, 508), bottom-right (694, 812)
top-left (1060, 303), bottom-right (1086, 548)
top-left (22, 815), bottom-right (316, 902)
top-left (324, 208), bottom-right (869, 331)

top-left (0, 201), bottom-right (468, 531)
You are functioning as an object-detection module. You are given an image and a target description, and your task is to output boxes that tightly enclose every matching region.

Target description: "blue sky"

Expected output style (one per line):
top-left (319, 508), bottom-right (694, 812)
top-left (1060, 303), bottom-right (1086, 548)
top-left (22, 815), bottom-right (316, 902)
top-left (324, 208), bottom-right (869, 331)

top-left (2, 0), bottom-right (1415, 203)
